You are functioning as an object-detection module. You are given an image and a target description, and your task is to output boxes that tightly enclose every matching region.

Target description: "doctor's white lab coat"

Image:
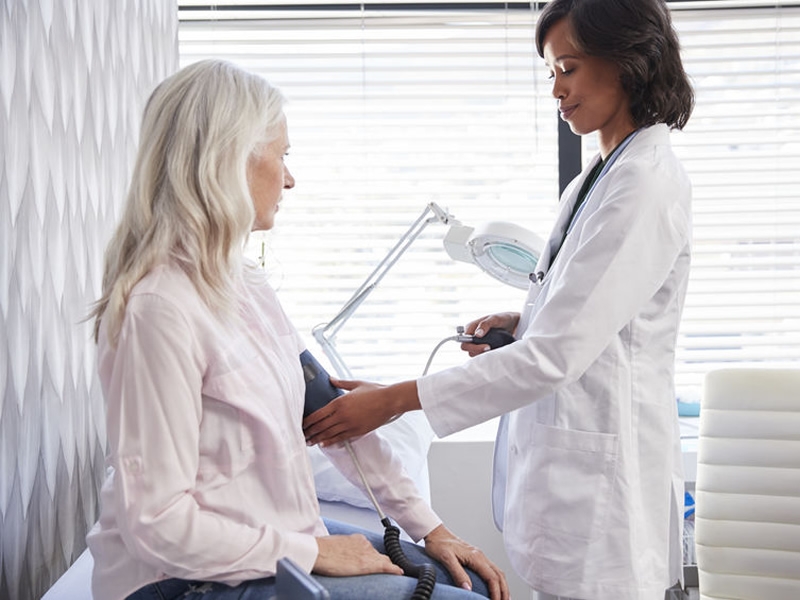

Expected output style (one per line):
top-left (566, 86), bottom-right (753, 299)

top-left (418, 124), bottom-right (690, 600)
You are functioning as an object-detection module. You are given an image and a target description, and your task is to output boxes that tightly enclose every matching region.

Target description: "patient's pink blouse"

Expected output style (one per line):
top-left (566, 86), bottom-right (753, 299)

top-left (87, 262), bottom-right (439, 600)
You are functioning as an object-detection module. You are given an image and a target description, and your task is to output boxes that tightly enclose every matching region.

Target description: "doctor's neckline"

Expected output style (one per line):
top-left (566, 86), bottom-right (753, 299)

top-left (579, 128), bottom-right (639, 202)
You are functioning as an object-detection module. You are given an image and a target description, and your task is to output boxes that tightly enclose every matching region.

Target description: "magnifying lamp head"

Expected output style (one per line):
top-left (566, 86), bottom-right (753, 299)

top-left (444, 221), bottom-right (544, 289)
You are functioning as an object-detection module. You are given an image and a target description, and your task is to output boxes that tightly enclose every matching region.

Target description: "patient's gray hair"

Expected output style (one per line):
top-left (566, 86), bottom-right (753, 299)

top-left (93, 60), bottom-right (286, 344)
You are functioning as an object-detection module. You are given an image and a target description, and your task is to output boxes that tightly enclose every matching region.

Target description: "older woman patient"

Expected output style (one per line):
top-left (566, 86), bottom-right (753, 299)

top-left (87, 59), bottom-right (508, 600)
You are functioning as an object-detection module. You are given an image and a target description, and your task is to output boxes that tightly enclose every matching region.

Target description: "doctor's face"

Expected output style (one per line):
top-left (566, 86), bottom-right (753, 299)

top-left (248, 118), bottom-right (295, 232)
top-left (543, 18), bottom-right (635, 157)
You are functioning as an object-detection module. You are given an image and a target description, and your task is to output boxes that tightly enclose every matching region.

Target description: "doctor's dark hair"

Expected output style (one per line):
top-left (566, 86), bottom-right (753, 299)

top-left (535, 0), bottom-right (694, 130)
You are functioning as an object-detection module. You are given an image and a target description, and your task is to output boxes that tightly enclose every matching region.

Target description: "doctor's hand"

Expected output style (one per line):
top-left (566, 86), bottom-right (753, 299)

top-left (423, 525), bottom-right (510, 600)
top-left (303, 379), bottom-right (421, 447)
top-left (314, 533), bottom-right (403, 577)
top-left (460, 312), bottom-right (520, 357)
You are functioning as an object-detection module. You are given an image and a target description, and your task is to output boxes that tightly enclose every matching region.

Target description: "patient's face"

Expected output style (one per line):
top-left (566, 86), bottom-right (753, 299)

top-left (249, 118), bottom-right (294, 231)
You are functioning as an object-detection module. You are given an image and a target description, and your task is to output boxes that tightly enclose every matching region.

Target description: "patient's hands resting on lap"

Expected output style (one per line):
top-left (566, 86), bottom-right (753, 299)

top-left (314, 528), bottom-right (509, 600)
top-left (314, 534), bottom-right (403, 576)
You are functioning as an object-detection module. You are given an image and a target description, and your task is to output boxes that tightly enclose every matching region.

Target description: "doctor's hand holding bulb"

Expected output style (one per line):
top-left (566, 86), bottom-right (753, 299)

top-left (305, 1), bottom-right (694, 599)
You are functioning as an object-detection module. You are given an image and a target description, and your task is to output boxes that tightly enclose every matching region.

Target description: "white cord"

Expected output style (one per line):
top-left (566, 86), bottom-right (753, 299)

top-left (422, 336), bottom-right (459, 376)
top-left (339, 329), bottom-right (471, 521)
top-left (422, 329), bottom-right (473, 376)
top-left (344, 440), bottom-right (387, 519)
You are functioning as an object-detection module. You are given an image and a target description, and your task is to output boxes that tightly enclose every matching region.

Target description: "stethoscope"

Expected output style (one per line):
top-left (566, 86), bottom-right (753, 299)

top-left (530, 128), bottom-right (642, 287)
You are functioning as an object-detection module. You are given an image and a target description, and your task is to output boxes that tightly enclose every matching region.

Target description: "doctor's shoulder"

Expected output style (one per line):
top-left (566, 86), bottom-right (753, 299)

top-left (593, 155), bottom-right (690, 243)
top-left (622, 148), bottom-right (692, 243)
top-left (612, 137), bottom-right (689, 197)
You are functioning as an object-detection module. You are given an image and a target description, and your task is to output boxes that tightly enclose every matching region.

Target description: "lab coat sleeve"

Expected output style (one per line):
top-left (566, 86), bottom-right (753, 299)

top-left (420, 154), bottom-right (691, 436)
top-left (104, 293), bottom-right (318, 582)
top-left (321, 435), bottom-right (442, 542)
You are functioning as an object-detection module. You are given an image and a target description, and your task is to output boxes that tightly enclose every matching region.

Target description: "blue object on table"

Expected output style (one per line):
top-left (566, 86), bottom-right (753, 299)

top-left (677, 401), bottom-right (701, 417)
top-left (684, 491), bottom-right (695, 518)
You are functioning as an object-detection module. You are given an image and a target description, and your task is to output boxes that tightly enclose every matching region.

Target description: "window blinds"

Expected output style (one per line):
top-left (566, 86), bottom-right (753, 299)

top-left (178, 1), bottom-right (800, 387)
top-left (180, 1), bottom-right (557, 382)
top-left (670, 6), bottom-right (800, 385)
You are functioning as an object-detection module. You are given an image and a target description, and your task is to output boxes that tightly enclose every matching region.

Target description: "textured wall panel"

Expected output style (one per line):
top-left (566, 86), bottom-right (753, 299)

top-left (0, 1), bottom-right (177, 598)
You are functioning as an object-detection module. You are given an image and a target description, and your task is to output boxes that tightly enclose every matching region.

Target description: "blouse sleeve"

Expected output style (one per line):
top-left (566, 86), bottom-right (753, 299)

top-left (321, 434), bottom-right (442, 542)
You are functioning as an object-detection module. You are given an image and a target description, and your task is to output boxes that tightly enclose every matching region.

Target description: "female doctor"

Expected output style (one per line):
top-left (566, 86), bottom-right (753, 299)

top-left (304, 0), bottom-right (695, 599)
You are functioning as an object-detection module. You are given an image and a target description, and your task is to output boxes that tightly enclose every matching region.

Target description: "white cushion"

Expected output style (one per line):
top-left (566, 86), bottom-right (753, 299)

top-left (695, 368), bottom-right (800, 600)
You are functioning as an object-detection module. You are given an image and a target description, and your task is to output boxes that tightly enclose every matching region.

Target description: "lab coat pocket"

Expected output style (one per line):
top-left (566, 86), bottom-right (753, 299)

top-left (526, 423), bottom-right (618, 541)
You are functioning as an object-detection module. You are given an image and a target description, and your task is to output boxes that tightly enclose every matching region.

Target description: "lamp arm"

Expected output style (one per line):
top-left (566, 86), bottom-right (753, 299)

top-left (312, 202), bottom-right (457, 378)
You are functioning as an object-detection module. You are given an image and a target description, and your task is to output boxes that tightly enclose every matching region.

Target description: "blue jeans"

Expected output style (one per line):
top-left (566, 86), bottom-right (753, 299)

top-left (126, 519), bottom-right (490, 600)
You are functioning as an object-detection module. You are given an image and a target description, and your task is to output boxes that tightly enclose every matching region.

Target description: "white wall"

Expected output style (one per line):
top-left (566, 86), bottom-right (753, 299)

top-left (0, 2), bottom-right (177, 598)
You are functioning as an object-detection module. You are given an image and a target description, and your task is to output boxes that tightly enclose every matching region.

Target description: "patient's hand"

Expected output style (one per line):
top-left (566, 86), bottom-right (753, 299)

top-left (313, 534), bottom-right (403, 577)
top-left (423, 525), bottom-right (510, 600)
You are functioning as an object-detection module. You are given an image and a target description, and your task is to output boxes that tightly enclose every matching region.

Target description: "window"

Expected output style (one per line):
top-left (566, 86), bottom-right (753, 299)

top-left (178, 1), bottom-right (800, 387)
top-left (180, 1), bottom-right (557, 380)
top-left (670, 4), bottom-right (800, 386)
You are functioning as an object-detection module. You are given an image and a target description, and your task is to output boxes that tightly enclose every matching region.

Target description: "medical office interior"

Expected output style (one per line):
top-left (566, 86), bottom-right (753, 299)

top-left (0, 0), bottom-right (798, 599)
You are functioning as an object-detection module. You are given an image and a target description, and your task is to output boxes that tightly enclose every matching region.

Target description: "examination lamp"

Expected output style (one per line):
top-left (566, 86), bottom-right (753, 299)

top-left (312, 201), bottom-right (544, 378)
top-left (443, 220), bottom-right (543, 291)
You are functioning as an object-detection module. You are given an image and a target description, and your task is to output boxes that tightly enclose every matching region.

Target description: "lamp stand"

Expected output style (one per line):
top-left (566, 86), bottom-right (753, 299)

top-left (312, 202), bottom-right (459, 378)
